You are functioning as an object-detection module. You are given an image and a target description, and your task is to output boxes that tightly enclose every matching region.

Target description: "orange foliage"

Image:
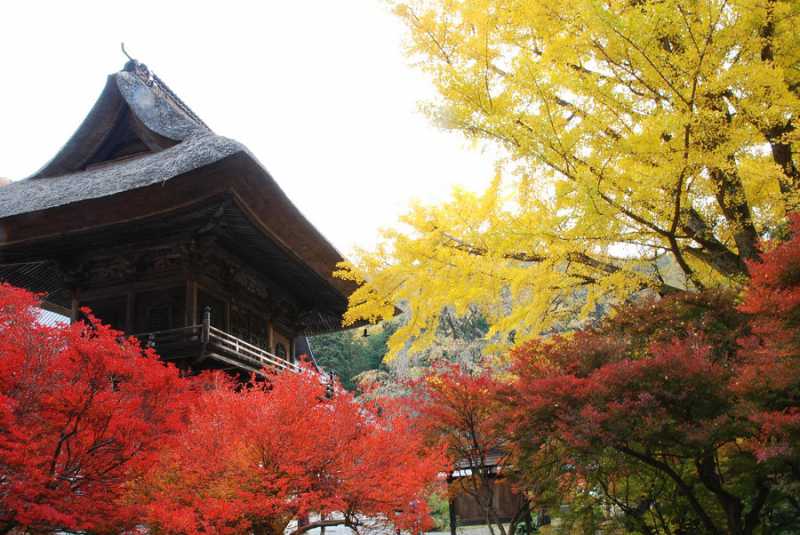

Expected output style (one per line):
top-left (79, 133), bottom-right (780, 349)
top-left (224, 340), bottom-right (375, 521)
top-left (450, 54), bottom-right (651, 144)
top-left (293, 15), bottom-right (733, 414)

top-left (0, 284), bottom-right (192, 533)
top-left (134, 370), bottom-right (445, 535)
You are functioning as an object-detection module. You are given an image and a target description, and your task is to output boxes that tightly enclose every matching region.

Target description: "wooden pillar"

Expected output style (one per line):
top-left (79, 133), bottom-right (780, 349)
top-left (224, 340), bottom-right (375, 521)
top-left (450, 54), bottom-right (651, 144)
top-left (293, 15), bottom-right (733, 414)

top-left (201, 306), bottom-right (211, 344)
top-left (125, 290), bottom-right (135, 334)
top-left (69, 288), bottom-right (80, 323)
top-left (225, 300), bottom-right (231, 331)
top-left (184, 279), bottom-right (193, 327)
top-left (449, 494), bottom-right (458, 535)
top-left (523, 501), bottom-right (532, 535)
top-left (267, 319), bottom-right (274, 353)
top-left (191, 282), bottom-right (198, 324)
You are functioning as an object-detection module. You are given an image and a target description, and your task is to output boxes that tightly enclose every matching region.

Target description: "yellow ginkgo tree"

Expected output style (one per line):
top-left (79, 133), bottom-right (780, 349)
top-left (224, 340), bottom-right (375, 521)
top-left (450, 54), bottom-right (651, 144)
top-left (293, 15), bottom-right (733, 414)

top-left (338, 0), bottom-right (800, 359)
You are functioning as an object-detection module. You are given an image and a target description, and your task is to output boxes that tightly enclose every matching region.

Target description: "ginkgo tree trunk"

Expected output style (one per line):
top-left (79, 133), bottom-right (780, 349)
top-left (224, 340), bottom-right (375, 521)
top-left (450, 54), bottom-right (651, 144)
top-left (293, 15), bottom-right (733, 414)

top-left (337, 0), bottom-right (800, 358)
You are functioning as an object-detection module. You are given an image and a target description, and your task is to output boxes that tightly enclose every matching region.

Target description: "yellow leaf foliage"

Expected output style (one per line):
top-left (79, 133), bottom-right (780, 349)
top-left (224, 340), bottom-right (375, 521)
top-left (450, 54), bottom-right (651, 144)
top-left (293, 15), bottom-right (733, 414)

top-left (340, 0), bottom-right (800, 360)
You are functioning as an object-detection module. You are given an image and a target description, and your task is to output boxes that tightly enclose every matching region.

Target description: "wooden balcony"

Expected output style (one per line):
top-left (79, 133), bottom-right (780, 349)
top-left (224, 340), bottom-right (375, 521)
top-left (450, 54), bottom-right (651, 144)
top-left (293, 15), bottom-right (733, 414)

top-left (134, 314), bottom-right (302, 376)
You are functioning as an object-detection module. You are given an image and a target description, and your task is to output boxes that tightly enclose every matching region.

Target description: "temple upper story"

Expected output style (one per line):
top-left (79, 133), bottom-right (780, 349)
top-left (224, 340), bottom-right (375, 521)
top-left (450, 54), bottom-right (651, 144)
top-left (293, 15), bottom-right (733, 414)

top-left (0, 59), bottom-right (358, 376)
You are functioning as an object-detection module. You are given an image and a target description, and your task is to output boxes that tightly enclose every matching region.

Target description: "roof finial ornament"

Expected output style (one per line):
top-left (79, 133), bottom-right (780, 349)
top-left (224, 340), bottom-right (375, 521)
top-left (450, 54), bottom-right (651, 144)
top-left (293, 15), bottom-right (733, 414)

top-left (120, 43), bottom-right (154, 87)
top-left (120, 42), bottom-right (134, 62)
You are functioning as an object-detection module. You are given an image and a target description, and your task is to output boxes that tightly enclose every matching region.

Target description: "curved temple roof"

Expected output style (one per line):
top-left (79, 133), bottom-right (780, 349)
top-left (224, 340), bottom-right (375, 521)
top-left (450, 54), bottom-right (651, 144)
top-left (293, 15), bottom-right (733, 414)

top-left (0, 60), bottom-right (357, 331)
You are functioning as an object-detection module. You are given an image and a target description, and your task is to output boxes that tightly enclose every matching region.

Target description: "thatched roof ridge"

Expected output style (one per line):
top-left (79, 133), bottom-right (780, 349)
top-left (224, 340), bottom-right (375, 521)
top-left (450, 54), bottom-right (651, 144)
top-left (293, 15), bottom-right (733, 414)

top-left (32, 61), bottom-right (209, 179)
top-left (0, 61), bottom-right (359, 314)
top-left (0, 134), bottom-right (242, 219)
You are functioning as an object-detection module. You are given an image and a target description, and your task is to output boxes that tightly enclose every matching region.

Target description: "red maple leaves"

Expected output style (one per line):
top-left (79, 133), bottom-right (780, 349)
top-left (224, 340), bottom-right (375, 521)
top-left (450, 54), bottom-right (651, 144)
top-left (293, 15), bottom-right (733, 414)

top-left (4, 212), bottom-right (800, 534)
top-left (0, 284), bottom-right (443, 535)
top-left (504, 216), bottom-right (800, 533)
top-left (402, 215), bottom-right (800, 533)
top-left (737, 213), bottom-right (800, 463)
top-left (405, 367), bottom-right (529, 535)
top-left (0, 284), bottom-right (191, 533)
top-left (134, 371), bottom-right (444, 535)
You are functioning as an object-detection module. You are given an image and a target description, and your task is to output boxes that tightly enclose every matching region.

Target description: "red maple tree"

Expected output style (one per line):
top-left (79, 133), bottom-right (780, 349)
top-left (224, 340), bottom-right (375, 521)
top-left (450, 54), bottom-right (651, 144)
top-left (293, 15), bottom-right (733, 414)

top-left (508, 243), bottom-right (800, 534)
top-left (133, 369), bottom-right (445, 535)
top-left (0, 283), bottom-right (192, 534)
top-left (405, 366), bottom-right (530, 535)
top-left (738, 213), bottom-right (800, 465)
top-left (0, 283), bottom-right (445, 534)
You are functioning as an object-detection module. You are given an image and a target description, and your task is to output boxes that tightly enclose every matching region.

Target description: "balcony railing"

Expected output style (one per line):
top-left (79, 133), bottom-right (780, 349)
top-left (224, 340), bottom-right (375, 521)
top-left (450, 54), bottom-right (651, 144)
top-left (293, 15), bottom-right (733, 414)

top-left (134, 307), bottom-right (302, 375)
top-left (206, 325), bottom-right (301, 373)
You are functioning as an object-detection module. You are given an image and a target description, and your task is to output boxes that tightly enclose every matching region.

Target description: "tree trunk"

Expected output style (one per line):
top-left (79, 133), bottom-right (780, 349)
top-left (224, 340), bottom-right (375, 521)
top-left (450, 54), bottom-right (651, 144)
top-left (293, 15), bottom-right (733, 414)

top-left (252, 520), bottom-right (288, 535)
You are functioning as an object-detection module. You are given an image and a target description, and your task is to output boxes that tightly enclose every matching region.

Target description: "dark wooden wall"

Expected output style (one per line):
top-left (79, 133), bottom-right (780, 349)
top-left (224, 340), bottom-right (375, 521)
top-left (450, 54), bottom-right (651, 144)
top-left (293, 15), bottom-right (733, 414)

top-left (134, 286), bottom-right (186, 333)
top-left (451, 478), bottom-right (526, 526)
top-left (77, 272), bottom-right (296, 358)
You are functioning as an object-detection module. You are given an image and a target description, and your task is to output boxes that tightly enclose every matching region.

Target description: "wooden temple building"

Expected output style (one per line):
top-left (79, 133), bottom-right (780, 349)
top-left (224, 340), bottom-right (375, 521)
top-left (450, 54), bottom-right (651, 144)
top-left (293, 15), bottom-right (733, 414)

top-left (448, 452), bottom-right (535, 535)
top-left (0, 59), bottom-right (358, 376)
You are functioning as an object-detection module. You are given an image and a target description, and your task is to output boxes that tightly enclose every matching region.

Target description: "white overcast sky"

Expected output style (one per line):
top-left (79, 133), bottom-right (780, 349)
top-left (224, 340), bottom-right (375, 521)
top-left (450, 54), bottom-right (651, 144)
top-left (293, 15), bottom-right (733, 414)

top-left (0, 1), bottom-right (497, 253)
